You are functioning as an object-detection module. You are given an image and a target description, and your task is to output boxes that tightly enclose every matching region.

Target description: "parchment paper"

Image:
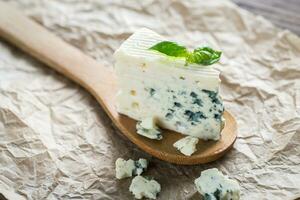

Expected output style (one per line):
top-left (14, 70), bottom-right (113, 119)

top-left (0, 0), bottom-right (299, 199)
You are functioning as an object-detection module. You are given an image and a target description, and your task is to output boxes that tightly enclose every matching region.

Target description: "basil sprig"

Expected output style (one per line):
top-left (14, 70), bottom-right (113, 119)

top-left (149, 41), bottom-right (221, 66)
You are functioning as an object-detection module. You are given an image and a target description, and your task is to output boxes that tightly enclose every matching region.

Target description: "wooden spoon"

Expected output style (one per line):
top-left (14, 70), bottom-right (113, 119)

top-left (0, 2), bottom-right (237, 165)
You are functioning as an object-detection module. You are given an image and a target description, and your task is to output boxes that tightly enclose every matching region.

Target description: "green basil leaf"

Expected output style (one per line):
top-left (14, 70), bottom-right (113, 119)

top-left (192, 47), bottom-right (222, 65)
top-left (149, 41), bottom-right (189, 57)
top-left (149, 41), bottom-right (222, 66)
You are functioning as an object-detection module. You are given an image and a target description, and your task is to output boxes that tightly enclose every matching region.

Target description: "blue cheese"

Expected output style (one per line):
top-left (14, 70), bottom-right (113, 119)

top-left (115, 158), bottom-right (148, 179)
top-left (129, 175), bottom-right (161, 199)
top-left (114, 28), bottom-right (224, 140)
top-left (194, 168), bottom-right (240, 200)
top-left (136, 117), bottom-right (162, 140)
top-left (173, 136), bottom-right (199, 156)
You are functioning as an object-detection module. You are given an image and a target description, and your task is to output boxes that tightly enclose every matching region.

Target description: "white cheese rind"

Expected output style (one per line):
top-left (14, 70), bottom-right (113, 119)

top-left (194, 168), bottom-right (240, 200)
top-left (115, 158), bottom-right (148, 179)
top-left (173, 136), bottom-right (199, 156)
top-left (136, 117), bottom-right (162, 140)
top-left (114, 28), bottom-right (224, 140)
top-left (129, 176), bottom-right (161, 200)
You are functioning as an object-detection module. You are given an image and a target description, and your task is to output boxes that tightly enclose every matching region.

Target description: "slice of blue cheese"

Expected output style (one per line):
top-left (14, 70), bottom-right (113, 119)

top-left (129, 175), bottom-right (161, 199)
top-left (136, 117), bottom-right (162, 140)
top-left (114, 28), bottom-right (224, 140)
top-left (173, 136), bottom-right (199, 156)
top-left (115, 158), bottom-right (148, 179)
top-left (194, 168), bottom-right (240, 200)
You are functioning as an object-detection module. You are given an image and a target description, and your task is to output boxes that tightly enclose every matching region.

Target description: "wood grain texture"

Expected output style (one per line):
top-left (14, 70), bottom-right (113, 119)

top-left (0, 2), bottom-right (237, 165)
top-left (233, 0), bottom-right (300, 35)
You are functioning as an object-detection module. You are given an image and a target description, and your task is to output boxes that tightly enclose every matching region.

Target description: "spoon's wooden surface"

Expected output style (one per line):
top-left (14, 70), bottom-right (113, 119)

top-left (0, 2), bottom-right (237, 165)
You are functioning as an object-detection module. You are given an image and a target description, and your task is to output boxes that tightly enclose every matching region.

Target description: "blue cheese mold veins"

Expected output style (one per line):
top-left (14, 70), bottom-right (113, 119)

top-left (148, 86), bottom-right (224, 138)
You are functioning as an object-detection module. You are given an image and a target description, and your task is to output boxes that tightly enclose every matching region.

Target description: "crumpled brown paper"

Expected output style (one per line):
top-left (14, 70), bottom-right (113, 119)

top-left (0, 0), bottom-right (299, 199)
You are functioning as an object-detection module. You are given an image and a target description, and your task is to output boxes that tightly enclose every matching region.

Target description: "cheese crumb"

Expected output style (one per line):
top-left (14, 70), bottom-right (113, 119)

top-left (129, 175), bottom-right (161, 199)
top-left (194, 168), bottom-right (240, 200)
top-left (136, 117), bottom-right (162, 140)
top-left (173, 136), bottom-right (199, 156)
top-left (115, 158), bottom-right (148, 179)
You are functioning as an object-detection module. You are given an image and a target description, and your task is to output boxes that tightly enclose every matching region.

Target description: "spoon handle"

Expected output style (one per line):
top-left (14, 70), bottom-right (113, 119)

top-left (0, 2), bottom-right (115, 100)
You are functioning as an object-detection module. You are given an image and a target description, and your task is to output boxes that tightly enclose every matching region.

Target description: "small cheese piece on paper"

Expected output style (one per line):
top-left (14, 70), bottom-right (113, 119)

top-left (194, 168), bottom-right (240, 200)
top-left (129, 175), bottom-right (161, 199)
top-left (115, 158), bottom-right (148, 179)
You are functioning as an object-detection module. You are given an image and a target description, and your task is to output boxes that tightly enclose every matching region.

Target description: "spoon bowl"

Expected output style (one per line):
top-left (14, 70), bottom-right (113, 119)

top-left (117, 110), bottom-right (237, 165)
top-left (0, 2), bottom-right (237, 165)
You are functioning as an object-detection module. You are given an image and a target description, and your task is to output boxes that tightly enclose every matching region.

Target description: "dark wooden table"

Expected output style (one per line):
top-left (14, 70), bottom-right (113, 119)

top-left (233, 0), bottom-right (300, 35)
